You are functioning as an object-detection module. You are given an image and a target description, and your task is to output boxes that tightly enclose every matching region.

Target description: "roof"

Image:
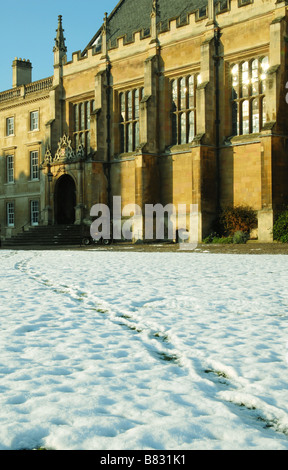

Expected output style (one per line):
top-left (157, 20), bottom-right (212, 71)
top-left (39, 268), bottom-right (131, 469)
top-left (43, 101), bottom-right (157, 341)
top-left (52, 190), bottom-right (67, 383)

top-left (84, 0), bottom-right (209, 53)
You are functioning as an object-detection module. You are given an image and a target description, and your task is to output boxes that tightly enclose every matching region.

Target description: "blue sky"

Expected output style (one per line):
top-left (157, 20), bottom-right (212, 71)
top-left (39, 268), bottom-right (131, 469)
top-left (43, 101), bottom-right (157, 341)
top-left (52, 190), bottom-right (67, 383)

top-left (0, 0), bottom-right (117, 92)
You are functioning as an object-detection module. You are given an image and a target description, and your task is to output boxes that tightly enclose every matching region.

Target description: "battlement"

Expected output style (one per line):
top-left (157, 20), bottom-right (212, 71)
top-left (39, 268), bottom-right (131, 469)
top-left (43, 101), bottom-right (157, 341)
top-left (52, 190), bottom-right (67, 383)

top-left (69, 0), bottom-right (284, 68)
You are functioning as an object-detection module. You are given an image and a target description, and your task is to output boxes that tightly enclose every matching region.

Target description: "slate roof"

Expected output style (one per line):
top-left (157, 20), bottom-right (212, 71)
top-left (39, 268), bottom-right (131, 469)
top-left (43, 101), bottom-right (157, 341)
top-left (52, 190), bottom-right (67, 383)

top-left (84, 0), bottom-right (209, 53)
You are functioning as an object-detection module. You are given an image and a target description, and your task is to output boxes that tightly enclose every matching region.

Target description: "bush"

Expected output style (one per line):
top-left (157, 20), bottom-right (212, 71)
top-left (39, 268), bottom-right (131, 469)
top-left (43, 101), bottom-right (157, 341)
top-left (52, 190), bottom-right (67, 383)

top-left (203, 233), bottom-right (233, 244)
top-left (233, 231), bottom-right (249, 244)
top-left (273, 209), bottom-right (288, 243)
top-left (220, 205), bottom-right (257, 236)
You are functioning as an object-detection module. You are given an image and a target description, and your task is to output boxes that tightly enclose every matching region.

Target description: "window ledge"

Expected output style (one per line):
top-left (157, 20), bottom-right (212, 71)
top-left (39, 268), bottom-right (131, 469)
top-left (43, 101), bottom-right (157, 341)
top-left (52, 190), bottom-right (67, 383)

top-left (166, 143), bottom-right (194, 152)
top-left (227, 133), bottom-right (261, 145)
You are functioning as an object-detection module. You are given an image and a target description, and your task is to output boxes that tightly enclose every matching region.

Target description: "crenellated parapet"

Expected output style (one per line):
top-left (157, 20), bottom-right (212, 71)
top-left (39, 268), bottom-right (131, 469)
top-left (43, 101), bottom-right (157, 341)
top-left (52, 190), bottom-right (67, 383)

top-left (64, 0), bottom-right (285, 69)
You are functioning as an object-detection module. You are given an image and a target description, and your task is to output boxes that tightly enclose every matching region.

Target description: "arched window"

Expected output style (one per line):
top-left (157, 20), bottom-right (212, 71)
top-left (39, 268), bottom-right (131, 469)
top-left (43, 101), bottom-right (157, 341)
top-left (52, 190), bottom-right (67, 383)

top-left (231, 56), bottom-right (269, 136)
top-left (171, 74), bottom-right (197, 145)
top-left (73, 99), bottom-right (95, 153)
top-left (119, 88), bottom-right (142, 153)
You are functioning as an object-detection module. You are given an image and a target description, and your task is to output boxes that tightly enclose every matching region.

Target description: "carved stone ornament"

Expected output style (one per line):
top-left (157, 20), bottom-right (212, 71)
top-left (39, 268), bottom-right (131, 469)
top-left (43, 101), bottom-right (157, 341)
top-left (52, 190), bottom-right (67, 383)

top-left (44, 135), bottom-right (86, 165)
top-left (54, 134), bottom-right (75, 162)
top-left (43, 147), bottom-right (52, 164)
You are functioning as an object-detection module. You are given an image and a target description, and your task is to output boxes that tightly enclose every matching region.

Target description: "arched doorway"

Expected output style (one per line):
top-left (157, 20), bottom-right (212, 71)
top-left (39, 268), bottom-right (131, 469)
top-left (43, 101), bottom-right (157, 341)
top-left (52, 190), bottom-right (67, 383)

top-left (54, 174), bottom-right (76, 225)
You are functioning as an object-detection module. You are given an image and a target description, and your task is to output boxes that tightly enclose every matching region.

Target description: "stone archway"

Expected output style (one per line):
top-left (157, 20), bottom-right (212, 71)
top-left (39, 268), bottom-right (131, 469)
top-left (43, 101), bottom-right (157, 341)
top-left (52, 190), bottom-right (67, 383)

top-left (54, 174), bottom-right (76, 225)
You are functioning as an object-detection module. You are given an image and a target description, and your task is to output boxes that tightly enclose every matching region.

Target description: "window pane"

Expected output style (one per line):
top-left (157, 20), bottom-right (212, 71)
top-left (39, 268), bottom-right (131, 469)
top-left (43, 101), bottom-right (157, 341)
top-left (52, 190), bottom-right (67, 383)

top-left (127, 123), bottom-right (133, 152)
top-left (180, 113), bottom-right (187, 144)
top-left (127, 91), bottom-right (132, 120)
top-left (188, 111), bottom-right (195, 142)
top-left (172, 80), bottom-right (178, 111)
top-left (30, 111), bottom-right (39, 130)
top-left (262, 97), bottom-right (267, 128)
top-left (75, 133), bottom-right (79, 150)
top-left (188, 76), bottom-right (195, 108)
top-left (120, 93), bottom-right (125, 122)
top-left (86, 101), bottom-right (91, 130)
top-left (31, 151), bottom-right (39, 180)
top-left (232, 101), bottom-right (239, 136)
top-left (80, 103), bottom-right (85, 130)
top-left (74, 105), bottom-right (79, 132)
top-left (241, 61), bottom-right (249, 97)
top-left (120, 125), bottom-right (125, 153)
top-left (31, 200), bottom-right (39, 226)
top-left (134, 89), bottom-right (139, 119)
top-left (252, 99), bottom-right (259, 133)
top-left (135, 121), bottom-right (140, 149)
top-left (180, 78), bottom-right (186, 110)
top-left (87, 131), bottom-right (91, 153)
top-left (7, 155), bottom-right (14, 183)
top-left (231, 64), bottom-right (239, 100)
top-left (251, 59), bottom-right (259, 96)
top-left (260, 56), bottom-right (269, 93)
top-left (7, 117), bottom-right (14, 136)
top-left (7, 202), bottom-right (14, 227)
top-left (172, 113), bottom-right (178, 145)
top-left (242, 100), bottom-right (250, 134)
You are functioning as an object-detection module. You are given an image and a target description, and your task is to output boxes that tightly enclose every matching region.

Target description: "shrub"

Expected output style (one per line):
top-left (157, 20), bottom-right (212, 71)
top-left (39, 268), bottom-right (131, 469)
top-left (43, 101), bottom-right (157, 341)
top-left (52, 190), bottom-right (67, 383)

top-left (203, 232), bottom-right (218, 244)
top-left (233, 230), bottom-right (249, 244)
top-left (273, 209), bottom-right (288, 243)
top-left (203, 233), bottom-right (233, 244)
top-left (220, 205), bottom-right (257, 236)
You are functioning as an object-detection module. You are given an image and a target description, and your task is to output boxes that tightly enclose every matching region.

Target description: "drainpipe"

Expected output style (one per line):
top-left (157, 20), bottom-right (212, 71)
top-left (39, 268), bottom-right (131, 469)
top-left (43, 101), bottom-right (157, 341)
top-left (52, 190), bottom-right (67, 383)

top-left (106, 62), bottom-right (112, 212)
top-left (214, 26), bottom-right (221, 214)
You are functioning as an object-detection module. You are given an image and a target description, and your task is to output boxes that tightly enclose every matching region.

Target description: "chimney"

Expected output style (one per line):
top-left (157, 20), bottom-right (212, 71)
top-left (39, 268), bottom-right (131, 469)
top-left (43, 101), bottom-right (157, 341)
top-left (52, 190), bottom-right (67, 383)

top-left (12, 58), bottom-right (32, 88)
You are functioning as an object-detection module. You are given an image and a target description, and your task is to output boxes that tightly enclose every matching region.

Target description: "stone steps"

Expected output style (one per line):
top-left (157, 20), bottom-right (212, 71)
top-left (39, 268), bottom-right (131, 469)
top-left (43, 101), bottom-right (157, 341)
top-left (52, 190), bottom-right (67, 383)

top-left (1, 225), bottom-right (85, 248)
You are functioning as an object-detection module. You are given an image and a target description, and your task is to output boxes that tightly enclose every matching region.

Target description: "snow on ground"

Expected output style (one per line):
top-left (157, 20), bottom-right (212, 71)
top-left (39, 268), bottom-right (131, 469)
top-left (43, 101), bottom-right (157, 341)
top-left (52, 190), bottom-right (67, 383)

top-left (0, 249), bottom-right (288, 450)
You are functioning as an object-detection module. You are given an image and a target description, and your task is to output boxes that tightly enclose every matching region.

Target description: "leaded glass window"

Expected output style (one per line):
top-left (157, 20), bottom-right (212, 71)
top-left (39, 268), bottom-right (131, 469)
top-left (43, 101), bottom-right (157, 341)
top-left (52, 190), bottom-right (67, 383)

top-left (171, 74), bottom-right (197, 145)
top-left (73, 99), bottom-right (95, 154)
top-left (119, 88), bottom-right (143, 153)
top-left (231, 56), bottom-right (269, 135)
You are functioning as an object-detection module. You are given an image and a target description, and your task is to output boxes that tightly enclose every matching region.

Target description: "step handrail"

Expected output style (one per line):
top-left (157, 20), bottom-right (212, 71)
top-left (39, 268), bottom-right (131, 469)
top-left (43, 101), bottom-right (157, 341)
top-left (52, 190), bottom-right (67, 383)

top-left (20, 208), bottom-right (47, 232)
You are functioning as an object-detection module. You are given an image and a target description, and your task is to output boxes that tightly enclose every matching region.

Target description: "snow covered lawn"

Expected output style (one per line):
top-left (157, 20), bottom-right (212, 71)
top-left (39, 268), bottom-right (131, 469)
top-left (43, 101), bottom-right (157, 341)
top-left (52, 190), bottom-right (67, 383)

top-left (0, 249), bottom-right (288, 450)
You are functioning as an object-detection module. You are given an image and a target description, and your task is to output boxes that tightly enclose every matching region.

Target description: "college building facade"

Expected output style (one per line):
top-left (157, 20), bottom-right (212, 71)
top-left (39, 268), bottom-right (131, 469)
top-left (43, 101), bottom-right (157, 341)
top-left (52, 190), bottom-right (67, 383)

top-left (0, 0), bottom-right (288, 244)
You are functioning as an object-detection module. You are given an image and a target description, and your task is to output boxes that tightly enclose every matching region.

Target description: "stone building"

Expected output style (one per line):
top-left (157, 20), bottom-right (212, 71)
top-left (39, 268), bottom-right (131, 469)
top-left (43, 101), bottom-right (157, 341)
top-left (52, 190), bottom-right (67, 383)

top-left (0, 0), bottom-right (288, 245)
